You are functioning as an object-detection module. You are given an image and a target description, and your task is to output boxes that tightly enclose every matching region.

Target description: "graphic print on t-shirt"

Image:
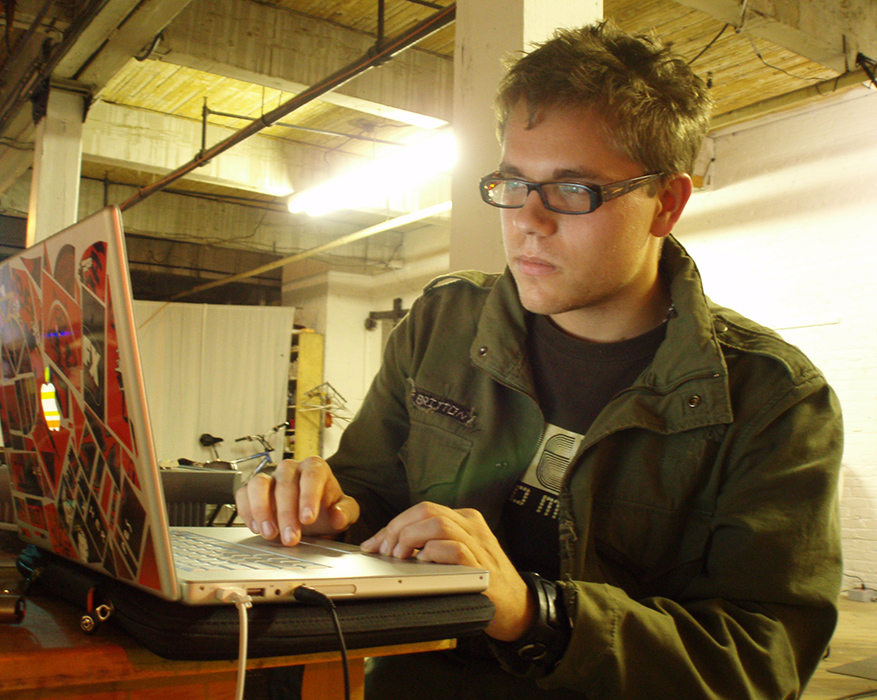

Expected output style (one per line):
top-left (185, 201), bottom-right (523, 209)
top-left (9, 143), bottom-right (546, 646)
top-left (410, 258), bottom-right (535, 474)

top-left (504, 423), bottom-right (585, 578)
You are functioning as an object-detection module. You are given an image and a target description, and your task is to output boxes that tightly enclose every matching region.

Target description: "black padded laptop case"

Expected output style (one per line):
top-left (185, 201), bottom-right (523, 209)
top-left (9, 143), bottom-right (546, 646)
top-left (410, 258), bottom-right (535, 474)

top-left (18, 545), bottom-right (495, 661)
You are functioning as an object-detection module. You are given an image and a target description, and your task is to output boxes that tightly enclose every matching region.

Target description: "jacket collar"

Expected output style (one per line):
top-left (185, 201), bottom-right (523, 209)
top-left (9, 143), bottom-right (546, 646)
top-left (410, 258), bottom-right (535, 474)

top-left (472, 236), bottom-right (734, 433)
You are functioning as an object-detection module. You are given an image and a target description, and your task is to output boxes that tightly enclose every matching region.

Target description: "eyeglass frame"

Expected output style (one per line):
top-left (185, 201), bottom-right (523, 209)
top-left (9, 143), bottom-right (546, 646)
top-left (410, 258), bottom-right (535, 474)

top-left (478, 171), bottom-right (666, 215)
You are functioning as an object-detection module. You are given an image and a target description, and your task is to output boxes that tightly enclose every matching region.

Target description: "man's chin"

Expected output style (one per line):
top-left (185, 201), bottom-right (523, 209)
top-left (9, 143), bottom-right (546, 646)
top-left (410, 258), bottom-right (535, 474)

top-left (517, 291), bottom-right (564, 317)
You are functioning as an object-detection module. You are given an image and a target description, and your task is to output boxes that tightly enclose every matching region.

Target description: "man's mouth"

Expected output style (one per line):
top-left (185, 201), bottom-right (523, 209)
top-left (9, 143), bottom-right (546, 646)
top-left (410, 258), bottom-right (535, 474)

top-left (515, 255), bottom-right (557, 276)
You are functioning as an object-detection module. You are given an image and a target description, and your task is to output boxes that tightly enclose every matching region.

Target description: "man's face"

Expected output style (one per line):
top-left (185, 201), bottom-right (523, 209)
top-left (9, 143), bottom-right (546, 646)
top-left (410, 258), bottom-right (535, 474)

top-left (499, 102), bottom-right (668, 340)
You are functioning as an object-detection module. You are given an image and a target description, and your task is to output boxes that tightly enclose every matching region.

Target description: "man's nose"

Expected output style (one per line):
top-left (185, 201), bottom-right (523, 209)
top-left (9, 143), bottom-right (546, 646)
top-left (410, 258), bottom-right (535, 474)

top-left (514, 189), bottom-right (558, 237)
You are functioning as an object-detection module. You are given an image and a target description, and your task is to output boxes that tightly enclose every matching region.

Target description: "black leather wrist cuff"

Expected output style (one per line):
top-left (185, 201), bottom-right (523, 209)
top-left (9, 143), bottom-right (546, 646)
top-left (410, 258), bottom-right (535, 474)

top-left (492, 572), bottom-right (571, 677)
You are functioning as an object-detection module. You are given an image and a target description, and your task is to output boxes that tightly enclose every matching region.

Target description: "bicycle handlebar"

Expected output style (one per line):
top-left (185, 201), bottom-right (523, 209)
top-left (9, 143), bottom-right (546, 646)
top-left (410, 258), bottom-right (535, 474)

top-left (233, 422), bottom-right (288, 444)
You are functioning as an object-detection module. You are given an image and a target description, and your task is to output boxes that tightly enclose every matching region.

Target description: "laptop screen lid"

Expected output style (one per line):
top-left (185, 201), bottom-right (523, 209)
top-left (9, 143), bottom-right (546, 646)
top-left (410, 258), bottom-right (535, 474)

top-left (0, 207), bottom-right (488, 605)
top-left (1, 207), bottom-right (179, 598)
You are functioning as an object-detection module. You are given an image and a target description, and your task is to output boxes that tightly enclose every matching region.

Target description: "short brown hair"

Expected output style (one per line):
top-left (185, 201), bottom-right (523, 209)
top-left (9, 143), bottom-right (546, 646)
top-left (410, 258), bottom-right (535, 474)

top-left (495, 22), bottom-right (713, 176)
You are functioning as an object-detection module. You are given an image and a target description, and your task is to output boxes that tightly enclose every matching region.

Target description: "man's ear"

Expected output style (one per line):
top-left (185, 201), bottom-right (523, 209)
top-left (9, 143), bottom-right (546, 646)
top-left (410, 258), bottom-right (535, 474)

top-left (650, 173), bottom-right (693, 238)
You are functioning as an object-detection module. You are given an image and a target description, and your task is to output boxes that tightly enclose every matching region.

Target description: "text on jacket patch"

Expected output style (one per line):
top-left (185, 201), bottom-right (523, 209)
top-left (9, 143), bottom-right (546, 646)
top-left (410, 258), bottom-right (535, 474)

top-left (410, 386), bottom-right (477, 428)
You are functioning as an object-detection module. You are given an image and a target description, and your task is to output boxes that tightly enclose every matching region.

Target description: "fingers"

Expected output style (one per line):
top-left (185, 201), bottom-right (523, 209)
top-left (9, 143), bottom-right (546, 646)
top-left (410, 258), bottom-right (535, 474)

top-left (235, 471), bottom-right (277, 536)
top-left (297, 456), bottom-right (333, 525)
top-left (361, 503), bottom-right (483, 564)
top-left (233, 456), bottom-right (359, 546)
top-left (329, 494), bottom-right (361, 534)
top-left (296, 457), bottom-right (360, 534)
top-left (360, 503), bottom-right (534, 641)
top-left (273, 460), bottom-right (303, 543)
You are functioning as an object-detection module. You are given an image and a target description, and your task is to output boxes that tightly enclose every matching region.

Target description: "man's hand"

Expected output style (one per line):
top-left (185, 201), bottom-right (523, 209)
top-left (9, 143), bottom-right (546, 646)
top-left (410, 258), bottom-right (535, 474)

top-left (234, 456), bottom-right (360, 546)
top-left (360, 502), bottom-right (535, 642)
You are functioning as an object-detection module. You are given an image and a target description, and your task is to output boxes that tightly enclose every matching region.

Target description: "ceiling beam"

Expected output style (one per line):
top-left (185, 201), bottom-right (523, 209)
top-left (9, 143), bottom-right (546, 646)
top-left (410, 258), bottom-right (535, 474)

top-left (674, 0), bottom-right (873, 73)
top-left (709, 66), bottom-right (871, 130)
top-left (65, 0), bottom-right (197, 91)
top-left (0, 0), bottom-right (197, 195)
top-left (82, 100), bottom-right (330, 196)
top-left (115, 3), bottom-right (456, 214)
top-left (157, 0), bottom-right (453, 127)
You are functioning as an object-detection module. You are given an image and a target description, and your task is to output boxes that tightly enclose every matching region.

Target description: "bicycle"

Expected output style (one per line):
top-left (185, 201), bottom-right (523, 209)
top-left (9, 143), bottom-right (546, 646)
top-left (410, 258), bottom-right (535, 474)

top-left (196, 422), bottom-right (287, 525)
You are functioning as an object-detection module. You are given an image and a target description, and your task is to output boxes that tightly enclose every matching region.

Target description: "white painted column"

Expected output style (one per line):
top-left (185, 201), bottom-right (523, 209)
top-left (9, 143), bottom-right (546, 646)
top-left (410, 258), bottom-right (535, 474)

top-left (449, 0), bottom-right (602, 272)
top-left (26, 86), bottom-right (87, 245)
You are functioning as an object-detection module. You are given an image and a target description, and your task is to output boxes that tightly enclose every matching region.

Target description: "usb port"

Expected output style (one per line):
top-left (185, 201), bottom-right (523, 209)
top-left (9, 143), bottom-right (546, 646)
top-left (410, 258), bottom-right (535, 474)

top-left (246, 587), bottom-right (266, 597)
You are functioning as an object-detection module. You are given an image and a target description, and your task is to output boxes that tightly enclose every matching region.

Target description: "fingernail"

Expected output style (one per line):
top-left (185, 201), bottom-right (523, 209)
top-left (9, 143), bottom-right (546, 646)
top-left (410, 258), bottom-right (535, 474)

top-left (261, 520), bottom-right (276, 538)
top-left (250, 520), bottom-right (259, 534)
top-left (283, 527), bottom-right (296, 544)
top-left (380, 540), bottom-right (391, 556)
top-left (301, 507), bottom-right (314, 524)
top-left (361, 536), bottom-right (375, 550)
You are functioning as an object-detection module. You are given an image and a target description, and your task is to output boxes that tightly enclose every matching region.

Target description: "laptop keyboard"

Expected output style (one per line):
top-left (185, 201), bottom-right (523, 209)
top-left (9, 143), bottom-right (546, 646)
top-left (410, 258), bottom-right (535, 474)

top-left (171, 530), bottom-right (328, 573)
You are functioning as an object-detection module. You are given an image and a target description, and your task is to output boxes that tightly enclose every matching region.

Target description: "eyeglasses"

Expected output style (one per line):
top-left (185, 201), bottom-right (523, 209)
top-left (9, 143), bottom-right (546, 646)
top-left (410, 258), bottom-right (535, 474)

top-left (478, 172), bottom-right (664, 215)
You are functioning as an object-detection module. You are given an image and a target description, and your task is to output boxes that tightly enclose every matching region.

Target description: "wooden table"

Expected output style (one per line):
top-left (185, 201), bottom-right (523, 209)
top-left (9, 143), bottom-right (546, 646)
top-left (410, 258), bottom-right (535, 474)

top-left (3, 528), bottom-right (873, 700)
top-left (0, 588), bottom-right (453, 700)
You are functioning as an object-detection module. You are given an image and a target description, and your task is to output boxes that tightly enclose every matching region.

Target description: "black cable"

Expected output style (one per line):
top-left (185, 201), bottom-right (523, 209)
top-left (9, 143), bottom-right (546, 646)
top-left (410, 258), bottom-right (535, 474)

top-left (856, 53), bottom-right (877, 89)
top-left (845, 573), bottom-right (867, 587)
top-left (294, 585), bottom-right (351, 700)
top-left (742, 31), bottom-right (823, 82)
top-left (688, 23), bottom-right (730, 66)
top-left (842, 573), bottom-right (877, 595)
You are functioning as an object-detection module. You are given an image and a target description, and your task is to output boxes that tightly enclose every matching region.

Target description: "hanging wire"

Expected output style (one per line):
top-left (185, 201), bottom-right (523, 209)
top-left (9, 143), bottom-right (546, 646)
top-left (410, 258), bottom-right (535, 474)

top-left (741, 31), bottom-right (825, 82)
top-left (856, 53), bottom-right (877, 89)
top-left (688, 24), bottom-right (730, 66)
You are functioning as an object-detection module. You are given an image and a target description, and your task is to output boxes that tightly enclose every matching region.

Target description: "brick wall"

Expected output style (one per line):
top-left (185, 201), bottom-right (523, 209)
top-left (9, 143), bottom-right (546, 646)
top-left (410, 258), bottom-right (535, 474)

top-left (675, 87), bottom-right (877, 587)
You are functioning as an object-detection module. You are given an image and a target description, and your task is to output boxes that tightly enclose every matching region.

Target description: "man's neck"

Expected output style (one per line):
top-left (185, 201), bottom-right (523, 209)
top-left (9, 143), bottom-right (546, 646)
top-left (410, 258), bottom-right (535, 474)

top-left (548, 282), bottom-right (673, 343)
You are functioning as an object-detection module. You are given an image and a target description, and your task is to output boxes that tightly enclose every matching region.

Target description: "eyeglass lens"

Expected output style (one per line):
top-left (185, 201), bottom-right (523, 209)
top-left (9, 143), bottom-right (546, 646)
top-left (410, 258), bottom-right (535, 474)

top-left (483, 180), bottom-right (596, 214)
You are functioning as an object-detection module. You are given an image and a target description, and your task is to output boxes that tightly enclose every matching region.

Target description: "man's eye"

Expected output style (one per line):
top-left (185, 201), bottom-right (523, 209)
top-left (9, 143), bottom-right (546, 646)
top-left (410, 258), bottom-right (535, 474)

top-left (556, 183), bottom-right (587, 196)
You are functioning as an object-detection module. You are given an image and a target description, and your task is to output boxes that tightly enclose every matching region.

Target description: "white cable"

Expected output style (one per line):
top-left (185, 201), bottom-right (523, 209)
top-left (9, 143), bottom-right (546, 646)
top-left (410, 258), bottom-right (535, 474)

top-left (217, 587), bottom-right (254, 700)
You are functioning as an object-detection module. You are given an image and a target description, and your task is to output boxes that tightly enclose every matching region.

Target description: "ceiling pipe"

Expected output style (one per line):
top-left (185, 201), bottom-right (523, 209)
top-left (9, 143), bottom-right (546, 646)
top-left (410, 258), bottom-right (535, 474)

top-left (119, 3), bottom-right (456, 213)
top-left (169, 201), bottom-right (452, 301)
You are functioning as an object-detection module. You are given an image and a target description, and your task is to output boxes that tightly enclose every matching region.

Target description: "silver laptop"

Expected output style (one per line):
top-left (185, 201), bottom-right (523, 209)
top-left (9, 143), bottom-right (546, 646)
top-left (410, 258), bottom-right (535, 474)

top-left (0, 206), bottom-right (488, 605)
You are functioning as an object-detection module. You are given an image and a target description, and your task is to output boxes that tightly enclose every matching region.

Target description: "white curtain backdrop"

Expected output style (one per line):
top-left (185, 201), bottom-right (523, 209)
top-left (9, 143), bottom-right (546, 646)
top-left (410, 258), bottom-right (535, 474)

top-left (132, 301), bottom-right (295, 465)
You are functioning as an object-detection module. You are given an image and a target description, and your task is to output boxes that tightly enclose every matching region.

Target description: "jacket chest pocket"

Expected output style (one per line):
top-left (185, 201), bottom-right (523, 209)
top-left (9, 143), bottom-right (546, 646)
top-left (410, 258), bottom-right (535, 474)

top-left (400, 421), bottom-right (472, 504)
top-left (577, 428), bottom-right (723, 598)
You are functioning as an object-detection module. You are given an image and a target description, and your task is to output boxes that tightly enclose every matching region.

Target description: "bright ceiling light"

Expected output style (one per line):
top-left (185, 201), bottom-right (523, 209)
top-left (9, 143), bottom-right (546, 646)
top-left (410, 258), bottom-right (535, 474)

top-left (288, 132), bottom-right (456, 217)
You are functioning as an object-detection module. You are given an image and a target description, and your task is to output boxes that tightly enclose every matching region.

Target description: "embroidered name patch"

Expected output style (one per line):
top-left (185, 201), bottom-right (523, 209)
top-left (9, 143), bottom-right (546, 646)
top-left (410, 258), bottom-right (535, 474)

top-left (411, 387), bottom-right (477, 428)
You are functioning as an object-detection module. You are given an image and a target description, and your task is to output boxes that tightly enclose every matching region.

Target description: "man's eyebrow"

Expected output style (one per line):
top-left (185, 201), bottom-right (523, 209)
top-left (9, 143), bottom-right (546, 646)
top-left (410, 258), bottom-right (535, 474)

top-left (496, 164), bottom-right (602, 181)
top-left (553, 168), bottom-right (601, 181)
top-left (496, 164), bottom-right (524, 178)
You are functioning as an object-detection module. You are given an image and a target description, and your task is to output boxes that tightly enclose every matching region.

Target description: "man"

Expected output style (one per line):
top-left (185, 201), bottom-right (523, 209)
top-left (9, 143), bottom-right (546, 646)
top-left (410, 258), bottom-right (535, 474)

top-left (237, 22), bottom-right (843, 699)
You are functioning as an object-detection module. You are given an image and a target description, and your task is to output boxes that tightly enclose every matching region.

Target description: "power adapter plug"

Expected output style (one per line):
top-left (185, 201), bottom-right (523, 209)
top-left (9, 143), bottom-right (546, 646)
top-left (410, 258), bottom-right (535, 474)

top-left (847, 588), bottom-right (875, 602)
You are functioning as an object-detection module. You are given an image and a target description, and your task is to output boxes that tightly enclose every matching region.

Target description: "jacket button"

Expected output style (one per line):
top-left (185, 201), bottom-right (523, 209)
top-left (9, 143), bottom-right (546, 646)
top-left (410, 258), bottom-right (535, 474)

top-left (714, 320), bottom-right (729, 333)
top-left (687, 395), bottom-right (702, 408)
top-left (478, 346), bottom-right (488, 357)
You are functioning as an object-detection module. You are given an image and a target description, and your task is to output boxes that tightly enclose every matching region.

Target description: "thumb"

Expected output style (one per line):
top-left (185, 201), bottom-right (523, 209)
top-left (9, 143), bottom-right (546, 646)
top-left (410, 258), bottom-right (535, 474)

top-left (328, 495), bottom-right (360, 533)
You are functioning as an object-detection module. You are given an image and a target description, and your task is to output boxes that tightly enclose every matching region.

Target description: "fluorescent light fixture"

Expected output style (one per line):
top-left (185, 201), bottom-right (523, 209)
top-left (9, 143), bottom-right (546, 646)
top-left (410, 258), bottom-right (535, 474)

top-left (288, 132), bottom-right (456, 217)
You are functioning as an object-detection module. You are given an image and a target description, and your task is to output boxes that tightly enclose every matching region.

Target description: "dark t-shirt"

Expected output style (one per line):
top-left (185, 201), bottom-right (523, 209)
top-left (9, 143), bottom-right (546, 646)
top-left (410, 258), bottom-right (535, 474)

top-left (501, 313), bottom-right (667, 580)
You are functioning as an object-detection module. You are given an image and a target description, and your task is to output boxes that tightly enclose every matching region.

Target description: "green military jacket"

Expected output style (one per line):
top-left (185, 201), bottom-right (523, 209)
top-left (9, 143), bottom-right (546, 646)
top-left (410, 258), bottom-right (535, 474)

top-left (329, 235), bottom-right (843, 699)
